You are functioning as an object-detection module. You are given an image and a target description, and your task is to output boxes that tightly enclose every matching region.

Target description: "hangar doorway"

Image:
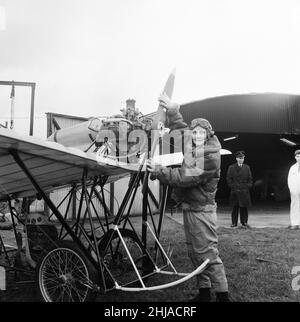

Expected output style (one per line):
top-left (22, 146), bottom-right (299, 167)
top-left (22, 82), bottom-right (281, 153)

top-left (179, 92), bottom-right (300, 204)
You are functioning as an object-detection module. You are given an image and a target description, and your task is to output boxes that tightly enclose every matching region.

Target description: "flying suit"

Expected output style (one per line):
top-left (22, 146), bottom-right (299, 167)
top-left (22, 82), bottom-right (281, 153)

top-left (152, 107), bottom-right (228, 292)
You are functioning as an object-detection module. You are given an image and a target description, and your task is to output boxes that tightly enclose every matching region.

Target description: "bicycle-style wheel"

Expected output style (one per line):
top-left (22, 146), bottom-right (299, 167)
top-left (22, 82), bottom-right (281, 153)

top-left (36, 240), bottom-right (98, 302)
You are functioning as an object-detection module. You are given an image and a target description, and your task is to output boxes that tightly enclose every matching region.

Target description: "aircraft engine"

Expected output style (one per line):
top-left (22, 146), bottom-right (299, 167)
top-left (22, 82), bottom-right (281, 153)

top-left (47, 116), bottom-right (150, 162)
top-left (94, 118), bottom-right (148, 161)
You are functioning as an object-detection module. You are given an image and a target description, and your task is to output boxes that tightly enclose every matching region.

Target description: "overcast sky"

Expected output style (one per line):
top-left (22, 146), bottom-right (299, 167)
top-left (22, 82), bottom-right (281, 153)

top-left (1, 0), bottom-right (300, 137)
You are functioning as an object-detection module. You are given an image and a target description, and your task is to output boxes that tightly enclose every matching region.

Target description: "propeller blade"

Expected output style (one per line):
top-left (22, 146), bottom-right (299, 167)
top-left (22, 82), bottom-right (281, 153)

top-left (151, 68), bottom-right (176, 134)
top-left (162, 67), bottom-right (176, 99)
top-left (142, 69), bottom-right (176, 193)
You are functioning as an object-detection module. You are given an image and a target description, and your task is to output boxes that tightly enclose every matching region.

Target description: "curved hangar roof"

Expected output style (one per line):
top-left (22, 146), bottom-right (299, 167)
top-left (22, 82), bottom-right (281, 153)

top-left (180, 93), bottom-right (300, 135)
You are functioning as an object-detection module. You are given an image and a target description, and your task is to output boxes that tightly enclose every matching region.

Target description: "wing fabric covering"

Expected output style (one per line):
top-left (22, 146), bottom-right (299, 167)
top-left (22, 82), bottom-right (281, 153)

top-left (0, 129), bottom-right (134, 200)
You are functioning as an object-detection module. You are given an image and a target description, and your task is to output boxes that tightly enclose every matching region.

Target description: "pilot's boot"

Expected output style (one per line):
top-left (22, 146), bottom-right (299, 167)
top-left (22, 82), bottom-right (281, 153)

top-left (188, 288), bottom-right (211, 302)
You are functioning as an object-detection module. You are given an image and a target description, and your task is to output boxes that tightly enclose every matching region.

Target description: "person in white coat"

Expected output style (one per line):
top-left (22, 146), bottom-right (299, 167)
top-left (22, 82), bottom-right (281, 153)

top-left (287, 149), bottom-right (300, 229)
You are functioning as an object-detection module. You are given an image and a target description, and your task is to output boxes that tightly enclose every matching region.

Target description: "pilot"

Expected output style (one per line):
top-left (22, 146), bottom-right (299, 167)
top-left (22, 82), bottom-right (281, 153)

top-left (146, 93), bottom-right (230, 302)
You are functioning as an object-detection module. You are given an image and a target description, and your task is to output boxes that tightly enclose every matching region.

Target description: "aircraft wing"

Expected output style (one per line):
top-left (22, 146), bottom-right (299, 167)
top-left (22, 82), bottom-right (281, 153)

top-left (0, 128), bottom-right (138, 201)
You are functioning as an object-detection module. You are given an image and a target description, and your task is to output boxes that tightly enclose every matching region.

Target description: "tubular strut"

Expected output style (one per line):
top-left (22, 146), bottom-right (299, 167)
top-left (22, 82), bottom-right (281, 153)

top-left (9, 149), bottom-right (210, 292)
top-left (9, 149), bottom-right (98, 268)
top-left (116, 260), bottom-right (209, 292)
top-left (110, 220), bottom-right (210, 291)
top-left (109, 165), bottom-right (210, 291)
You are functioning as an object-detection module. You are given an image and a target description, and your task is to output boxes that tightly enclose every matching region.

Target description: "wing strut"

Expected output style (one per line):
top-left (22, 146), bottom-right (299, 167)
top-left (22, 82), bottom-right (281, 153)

top-left (8, 148), bottom-right (98, 268)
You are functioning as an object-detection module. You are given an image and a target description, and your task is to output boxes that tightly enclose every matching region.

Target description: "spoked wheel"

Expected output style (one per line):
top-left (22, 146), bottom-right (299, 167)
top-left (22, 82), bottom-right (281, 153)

top-left (36, 240), bottom-right (98, 302)
top-left (98, 229), bottom-right (152, 288)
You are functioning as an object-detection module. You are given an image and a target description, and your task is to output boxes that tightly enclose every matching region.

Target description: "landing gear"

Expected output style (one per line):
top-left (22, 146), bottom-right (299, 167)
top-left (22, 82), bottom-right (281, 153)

top-left (5, 149), bottom-right (207, 301)
top-left (98, 228), bottom-right (148, 288)
top-left (36, 240), bottom-right (98, 302)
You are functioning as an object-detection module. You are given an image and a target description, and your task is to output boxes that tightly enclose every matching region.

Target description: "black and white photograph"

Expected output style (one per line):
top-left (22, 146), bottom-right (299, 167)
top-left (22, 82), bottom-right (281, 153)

top-left (1, 0), bottom-right (300, 307)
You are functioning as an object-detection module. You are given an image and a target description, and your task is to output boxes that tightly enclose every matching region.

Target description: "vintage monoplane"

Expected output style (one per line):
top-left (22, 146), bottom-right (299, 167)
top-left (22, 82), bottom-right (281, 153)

top-left (0, 70), bottom-right (219, 302)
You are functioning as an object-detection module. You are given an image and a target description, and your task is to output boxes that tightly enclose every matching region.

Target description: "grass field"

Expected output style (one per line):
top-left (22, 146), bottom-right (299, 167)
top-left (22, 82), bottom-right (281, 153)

top-left (1, 213), bottom-right (300, 302)
top-left (97, 215), bottom-right (300, 302)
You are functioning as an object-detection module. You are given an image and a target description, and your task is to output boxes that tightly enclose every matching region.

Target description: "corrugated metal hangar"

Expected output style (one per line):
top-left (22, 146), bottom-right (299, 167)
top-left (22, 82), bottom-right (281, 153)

top-left (180, 93), bottom-right (300, 202)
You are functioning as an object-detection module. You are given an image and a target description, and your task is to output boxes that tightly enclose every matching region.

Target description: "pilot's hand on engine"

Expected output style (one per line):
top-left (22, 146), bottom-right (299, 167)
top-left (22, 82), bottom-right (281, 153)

top-left (158, 92), bottom-right (179, 110)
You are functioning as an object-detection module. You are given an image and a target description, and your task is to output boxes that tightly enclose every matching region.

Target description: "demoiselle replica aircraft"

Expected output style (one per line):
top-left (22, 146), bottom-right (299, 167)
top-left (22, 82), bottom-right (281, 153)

top-left (0, 70), bottom-right (226, 302)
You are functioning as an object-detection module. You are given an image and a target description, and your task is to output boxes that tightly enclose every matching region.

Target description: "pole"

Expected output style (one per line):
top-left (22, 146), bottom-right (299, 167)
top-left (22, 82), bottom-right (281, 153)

top-left (0, 80), bottom-right (36, 136)
top-left (10, 83), bottom-right (15, 130)
top-left (29, 83), bottom-right (35, 136)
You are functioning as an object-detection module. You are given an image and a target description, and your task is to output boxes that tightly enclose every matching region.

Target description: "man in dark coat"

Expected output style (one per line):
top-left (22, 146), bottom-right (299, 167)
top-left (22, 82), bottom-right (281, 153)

top-left (226, 151), bottom-right (253, 228)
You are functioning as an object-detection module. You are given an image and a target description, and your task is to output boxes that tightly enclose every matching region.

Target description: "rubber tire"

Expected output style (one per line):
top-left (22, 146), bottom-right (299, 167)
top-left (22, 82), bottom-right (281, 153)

top-left (36, 240), bottom-right (98, 302)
